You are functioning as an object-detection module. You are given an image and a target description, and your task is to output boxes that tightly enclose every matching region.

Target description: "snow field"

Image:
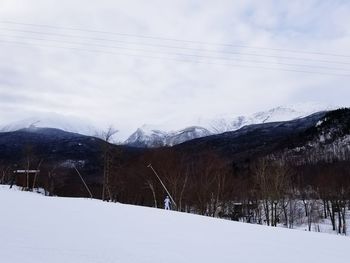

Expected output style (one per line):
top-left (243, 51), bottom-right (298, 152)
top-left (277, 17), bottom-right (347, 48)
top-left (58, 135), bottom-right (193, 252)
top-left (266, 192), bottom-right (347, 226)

top-left (0, 185), bottom-right (349, 263)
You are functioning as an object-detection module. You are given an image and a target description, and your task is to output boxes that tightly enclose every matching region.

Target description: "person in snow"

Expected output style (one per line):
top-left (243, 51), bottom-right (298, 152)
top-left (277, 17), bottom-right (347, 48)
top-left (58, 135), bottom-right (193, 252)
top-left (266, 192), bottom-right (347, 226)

top-left (164, 195), bottom-right (171, 210)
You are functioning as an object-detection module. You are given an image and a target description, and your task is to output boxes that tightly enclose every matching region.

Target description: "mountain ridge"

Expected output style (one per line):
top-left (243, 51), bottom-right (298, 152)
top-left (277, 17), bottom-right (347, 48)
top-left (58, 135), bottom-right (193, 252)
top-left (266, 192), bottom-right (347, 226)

top-left (0, 103), bottom-right (337, 147)
top-left (0, 108), bottom-right (349, 200)
top-left (125, 104), bottom-right (334, 147)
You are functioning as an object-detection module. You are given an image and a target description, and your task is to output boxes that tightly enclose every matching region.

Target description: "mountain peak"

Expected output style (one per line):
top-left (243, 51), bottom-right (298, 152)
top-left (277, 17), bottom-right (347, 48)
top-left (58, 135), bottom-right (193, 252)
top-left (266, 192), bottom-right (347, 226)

top-left (125, 104), bottom-right (336, 147)
top-left (0, 112), bottom-right (99, 136)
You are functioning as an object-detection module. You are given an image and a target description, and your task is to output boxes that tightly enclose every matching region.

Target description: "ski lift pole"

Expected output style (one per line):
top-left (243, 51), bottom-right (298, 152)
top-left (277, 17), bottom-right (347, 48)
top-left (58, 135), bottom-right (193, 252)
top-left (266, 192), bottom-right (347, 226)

top-left (147, 164), bottom-right (177, 208)
top-left (73, 165), bottom-right (93, 199)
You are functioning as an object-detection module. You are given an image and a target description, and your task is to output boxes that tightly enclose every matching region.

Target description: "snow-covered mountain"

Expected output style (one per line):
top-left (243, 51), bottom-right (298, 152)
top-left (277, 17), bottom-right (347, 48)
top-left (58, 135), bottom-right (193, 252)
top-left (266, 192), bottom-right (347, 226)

top-left (125, 125), bottom-right (211, 147)
top-left (0, 104), bottom-right (335, 147)
top-left (125, 104), bottom-right (335, 147)
top-left (124, 126), bottom-right (169, 147)
top-left (203, 104), bottom-right (332, 133)
top-left (0, 112), bottom-right (99, 136)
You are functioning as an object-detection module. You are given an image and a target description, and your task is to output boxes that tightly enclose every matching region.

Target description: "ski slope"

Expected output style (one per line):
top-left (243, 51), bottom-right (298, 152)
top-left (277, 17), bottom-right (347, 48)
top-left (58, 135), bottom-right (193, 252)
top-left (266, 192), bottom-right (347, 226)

top-left (0, 186), bottom-right (349, 263)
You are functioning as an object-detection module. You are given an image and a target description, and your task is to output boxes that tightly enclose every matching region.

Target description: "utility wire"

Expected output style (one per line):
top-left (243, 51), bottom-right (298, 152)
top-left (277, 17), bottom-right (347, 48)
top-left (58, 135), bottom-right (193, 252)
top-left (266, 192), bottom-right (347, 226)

top-left (1, 20), bottom-right (350, 59)
top-left (0, 27), bottom-right (349, 67)
top-left (1, 33), bottom-right (349, 72)
top-left (1, 39), bottom-right (350, 77)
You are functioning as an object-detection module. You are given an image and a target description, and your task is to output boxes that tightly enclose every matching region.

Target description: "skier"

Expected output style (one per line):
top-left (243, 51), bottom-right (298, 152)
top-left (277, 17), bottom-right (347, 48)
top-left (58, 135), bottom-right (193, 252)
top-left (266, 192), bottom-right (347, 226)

top-left (164, 195), bottom-right (171, 210)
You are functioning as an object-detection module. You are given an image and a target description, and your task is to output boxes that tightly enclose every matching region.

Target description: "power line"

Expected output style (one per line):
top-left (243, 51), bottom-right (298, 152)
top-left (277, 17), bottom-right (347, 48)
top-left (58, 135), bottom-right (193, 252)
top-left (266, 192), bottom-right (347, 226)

top-left (1, 27), bottom-right (349, 66)
top-left (1, 20), bottom-right (350, 59)
top-left (1, 39), bottom-right (350, 77)
top-left (1, 33), bottom-right (349, 72)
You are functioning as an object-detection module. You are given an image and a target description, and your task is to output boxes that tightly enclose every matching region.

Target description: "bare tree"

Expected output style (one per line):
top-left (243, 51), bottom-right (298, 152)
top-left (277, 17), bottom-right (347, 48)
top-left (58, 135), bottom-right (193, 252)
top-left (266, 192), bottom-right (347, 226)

top-left (252, 158), bottom-right (291, 227)
top-left (145, 179), bottom-right (158, 208)
top-left (97, 126), bottom-right (118, 201)
top-left (0, 162), bottom-right (11, 184)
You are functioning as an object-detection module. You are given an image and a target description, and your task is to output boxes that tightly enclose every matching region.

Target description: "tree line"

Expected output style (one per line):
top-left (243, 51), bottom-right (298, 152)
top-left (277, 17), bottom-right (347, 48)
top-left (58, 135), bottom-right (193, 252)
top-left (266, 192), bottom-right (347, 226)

top-left (1, 135), bottom-right (349, 235)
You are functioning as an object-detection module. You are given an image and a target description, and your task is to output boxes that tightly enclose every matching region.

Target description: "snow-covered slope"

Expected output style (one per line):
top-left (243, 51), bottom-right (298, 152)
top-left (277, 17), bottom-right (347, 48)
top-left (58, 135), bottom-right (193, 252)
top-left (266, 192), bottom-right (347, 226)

top-left (0, 112), bottom-right (98, 136)
top-left (124, 125), bottom-right (169, 147)
top-left (125, 104), bottom-right (334, 147)
top-left (166, 126), bottom-right (211, 146)
top-left (125, 125), bottom-right (211, 147)
top-left (201, 104), bottom-right (334, 133)
top-left (0, 186), bottom-right (348, 263)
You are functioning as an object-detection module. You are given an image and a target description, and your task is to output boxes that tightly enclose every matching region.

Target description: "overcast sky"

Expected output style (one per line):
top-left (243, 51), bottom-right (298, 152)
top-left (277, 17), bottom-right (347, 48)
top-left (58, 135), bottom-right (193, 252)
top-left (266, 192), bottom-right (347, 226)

top-left (0, 0), bottom-right (349, 137)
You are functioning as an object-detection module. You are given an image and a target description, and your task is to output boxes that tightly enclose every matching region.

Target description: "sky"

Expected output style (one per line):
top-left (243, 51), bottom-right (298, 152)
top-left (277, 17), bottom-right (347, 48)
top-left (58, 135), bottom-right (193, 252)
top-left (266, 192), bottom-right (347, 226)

top-left (0, 0), bottom-right (350, 138)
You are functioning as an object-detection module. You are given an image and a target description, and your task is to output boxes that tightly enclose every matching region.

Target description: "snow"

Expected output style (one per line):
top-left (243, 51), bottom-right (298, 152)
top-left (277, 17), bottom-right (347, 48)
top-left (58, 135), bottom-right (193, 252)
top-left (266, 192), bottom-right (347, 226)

top-left (0, 103), bottom-right (337, 147)
top-left (316, 120), bottom-right (324, 127)
top-left (0, 112), bottom-right (98, 137)
top-left (0, 185), bottom-right (349, 263)
top-left (125, 125), bottom-right (211, 147)
top-left (125, 103), bottom-right (335, 147)
top-left (199, 103), bottom-right (336, 134)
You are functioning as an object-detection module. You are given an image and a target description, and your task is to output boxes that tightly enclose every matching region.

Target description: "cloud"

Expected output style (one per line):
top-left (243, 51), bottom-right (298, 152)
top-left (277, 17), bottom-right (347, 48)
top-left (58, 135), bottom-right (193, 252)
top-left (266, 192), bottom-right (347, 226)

top-left (0, 0), bottom-right (349, 136)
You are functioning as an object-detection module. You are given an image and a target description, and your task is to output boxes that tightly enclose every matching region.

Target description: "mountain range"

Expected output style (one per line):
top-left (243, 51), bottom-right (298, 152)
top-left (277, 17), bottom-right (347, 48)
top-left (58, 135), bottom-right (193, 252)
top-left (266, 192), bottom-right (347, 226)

top-left (125, 104), bottom-right (334, 147)
top-left (0, 103), bottom-right (335, 147)
top-left (0, 107), bottom-right (349, 199)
